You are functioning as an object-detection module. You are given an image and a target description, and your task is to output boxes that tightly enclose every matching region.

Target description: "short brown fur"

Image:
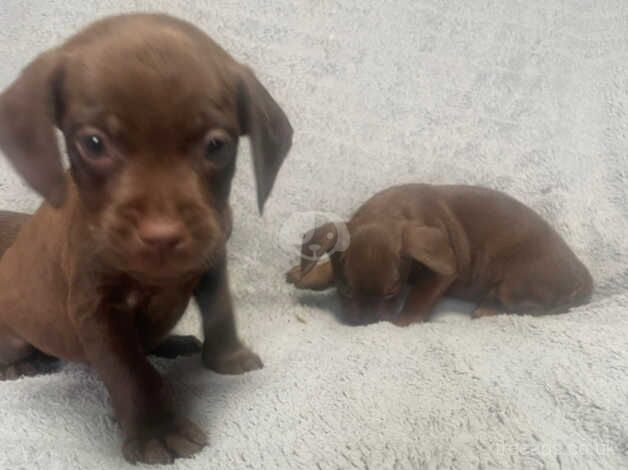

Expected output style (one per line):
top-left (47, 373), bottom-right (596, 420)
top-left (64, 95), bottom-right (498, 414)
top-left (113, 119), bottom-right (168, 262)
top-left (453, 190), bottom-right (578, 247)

top-left (0, 14), bottom-right (292, 464)
top-left (287, 184), bottom-right (592, 326)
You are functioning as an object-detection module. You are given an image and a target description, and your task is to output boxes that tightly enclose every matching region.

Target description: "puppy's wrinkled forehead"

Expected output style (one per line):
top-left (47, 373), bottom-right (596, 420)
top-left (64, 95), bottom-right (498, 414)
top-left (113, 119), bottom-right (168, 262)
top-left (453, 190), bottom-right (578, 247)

top-left (62, 30), bottom-right (238, 148)
top-left (0, 13), bottom-right (293, 211)
top-left (344, 226), bottom-right (400, 294)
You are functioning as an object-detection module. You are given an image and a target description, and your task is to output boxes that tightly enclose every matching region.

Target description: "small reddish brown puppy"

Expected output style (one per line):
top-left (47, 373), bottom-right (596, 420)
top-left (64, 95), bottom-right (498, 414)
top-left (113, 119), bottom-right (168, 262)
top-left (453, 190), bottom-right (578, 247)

top-left (287, 184), bottom-right (592, 326)
top-left (0, 14), bottom-right (292, 464)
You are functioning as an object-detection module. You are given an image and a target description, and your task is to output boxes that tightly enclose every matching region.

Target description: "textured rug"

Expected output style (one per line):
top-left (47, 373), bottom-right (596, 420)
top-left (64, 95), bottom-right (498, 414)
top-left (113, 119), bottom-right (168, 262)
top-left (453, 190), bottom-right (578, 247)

top-left (0, 1), bottom-right (627, 468)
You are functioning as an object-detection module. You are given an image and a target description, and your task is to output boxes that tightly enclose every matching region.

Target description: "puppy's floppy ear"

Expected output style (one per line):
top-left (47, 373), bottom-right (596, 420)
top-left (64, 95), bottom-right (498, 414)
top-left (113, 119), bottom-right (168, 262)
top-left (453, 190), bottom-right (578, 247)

top-left (236, 66), bottom-right (293, 213)
top-left (300, 222), bottom-right (339, 275)
top-left (0, 50), bottom-right (67, 207)
top-left (402, 223), bottom-right (457, 276)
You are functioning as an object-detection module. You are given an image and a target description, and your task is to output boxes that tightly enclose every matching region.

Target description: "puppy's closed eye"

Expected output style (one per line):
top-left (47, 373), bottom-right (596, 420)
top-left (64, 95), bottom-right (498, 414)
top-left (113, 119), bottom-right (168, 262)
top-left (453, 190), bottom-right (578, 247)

top-left (384, 287), bottom-right (401, 300)
top-left (386, 276), bottom-right (403, 295)
top-left (338, 282), bottom-right (353, 299)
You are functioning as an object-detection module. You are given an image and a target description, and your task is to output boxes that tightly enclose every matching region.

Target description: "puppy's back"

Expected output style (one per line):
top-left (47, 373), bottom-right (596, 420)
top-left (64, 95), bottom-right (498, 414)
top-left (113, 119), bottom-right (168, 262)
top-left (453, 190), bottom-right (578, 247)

top-left (359, 184), bottom-right (593, 308)
top-left (438, 185), bottom-right (593, 307)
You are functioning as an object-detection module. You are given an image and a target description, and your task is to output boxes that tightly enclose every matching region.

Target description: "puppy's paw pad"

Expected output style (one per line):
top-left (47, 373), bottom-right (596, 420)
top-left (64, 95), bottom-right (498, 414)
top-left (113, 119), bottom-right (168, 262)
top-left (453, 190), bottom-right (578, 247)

top-left (204, 346), bottom-right (263, 375)
top-left (123, 418), bottom-right (207, 465)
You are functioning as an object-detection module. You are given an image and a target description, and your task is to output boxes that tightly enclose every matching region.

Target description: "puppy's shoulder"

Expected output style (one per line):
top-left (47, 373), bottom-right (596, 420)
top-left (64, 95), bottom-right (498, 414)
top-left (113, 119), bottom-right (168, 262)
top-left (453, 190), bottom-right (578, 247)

top-left (369, 183), bottom-right (438, 203)
top-left (353, 184), bottom-right (440, 222)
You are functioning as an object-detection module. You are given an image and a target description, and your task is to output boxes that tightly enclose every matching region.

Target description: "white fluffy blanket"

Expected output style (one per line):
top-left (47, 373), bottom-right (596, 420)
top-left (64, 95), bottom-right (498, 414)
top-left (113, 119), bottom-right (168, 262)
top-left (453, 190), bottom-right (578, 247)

top-left (0, 1), bottom-right (627, 469)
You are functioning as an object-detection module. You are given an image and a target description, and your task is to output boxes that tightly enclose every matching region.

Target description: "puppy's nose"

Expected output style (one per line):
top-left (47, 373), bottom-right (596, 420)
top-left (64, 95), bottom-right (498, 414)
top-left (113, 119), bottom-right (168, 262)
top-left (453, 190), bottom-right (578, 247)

top-left (138, 219), bottom-right (184, 250)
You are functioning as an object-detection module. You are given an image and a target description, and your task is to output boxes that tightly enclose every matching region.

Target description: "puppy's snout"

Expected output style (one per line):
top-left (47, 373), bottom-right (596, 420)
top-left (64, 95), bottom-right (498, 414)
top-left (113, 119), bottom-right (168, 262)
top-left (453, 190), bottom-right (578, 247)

top-left (137, 218), bottom-right (184, 251)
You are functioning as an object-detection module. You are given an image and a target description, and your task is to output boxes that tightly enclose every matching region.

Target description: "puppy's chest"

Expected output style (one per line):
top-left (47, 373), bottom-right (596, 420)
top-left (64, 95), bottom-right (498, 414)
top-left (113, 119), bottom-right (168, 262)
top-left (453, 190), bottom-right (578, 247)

top-left (118, 283), bottom-right (195, 337)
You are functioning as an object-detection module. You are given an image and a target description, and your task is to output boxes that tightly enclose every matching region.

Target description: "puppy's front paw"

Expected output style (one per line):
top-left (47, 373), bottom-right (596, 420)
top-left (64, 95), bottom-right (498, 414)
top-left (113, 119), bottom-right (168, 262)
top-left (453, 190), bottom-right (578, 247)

top-left (285, 265), bottom-right (302, 285)
top-left (471, 306), bottom-right (501, 319)
top-left (390, 313), bottom-right (425, 327)
top-left (123, 417), bottom-right (207, 465)
top-left (203, 344), bottom-right (263, 375)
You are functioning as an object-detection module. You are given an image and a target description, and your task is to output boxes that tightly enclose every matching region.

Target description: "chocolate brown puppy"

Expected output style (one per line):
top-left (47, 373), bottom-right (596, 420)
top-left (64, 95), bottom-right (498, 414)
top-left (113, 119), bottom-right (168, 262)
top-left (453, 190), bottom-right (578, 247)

top-left (287, 184), bottom-right (592, 326)
top-left (0, 14), bottom-right (292, 464)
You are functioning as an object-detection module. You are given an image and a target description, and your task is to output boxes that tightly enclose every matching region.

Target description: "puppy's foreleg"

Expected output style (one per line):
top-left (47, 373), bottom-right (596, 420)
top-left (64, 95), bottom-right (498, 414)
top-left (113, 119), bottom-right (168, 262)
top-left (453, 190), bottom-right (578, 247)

top-left (194, 259), bottom-right (263, 374)
top-left (70, 291), bottom-right (206, 464)
top-left (286, 261), bottom-right (334, 290)
top-left (393, 274), bottom-right (454, 327)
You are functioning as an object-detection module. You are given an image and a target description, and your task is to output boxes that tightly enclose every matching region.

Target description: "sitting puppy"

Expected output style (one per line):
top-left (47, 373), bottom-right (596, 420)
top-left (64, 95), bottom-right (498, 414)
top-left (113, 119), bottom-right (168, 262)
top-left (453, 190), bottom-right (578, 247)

top-left (0, 14), bottom-right (292, 464)
top-left (287, 184), bottom-right (592, 326)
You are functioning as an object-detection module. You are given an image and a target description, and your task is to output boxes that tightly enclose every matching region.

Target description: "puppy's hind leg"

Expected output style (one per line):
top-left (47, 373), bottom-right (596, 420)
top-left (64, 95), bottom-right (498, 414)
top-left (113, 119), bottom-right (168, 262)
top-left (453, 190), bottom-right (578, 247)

top-left (0, 326), bottom-right (58, 380)
top-left (494, 254), bottom-right (592, 316)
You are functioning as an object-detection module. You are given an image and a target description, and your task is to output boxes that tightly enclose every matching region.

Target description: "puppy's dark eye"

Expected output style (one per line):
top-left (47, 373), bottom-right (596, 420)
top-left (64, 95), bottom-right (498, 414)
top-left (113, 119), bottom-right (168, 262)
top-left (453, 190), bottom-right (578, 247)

top-left (205, 137), bottom-right (224, 155)
top-left (76, 129), bottom-right (114, 167)
top-left (81, 134), bottom-right (105, 157)
top-left (202, 129), bottom-right (232, 163)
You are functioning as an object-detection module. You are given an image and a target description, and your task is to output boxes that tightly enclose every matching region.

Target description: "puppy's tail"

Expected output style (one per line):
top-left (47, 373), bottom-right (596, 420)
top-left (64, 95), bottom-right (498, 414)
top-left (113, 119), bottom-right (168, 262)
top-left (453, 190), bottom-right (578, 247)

top-left (0, 211), bottom-right (30, 259)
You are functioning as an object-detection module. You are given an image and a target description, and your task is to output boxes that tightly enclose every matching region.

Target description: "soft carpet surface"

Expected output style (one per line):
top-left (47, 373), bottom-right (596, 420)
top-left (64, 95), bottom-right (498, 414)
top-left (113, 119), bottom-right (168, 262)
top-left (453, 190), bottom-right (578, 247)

top-left (0, 1), bottom-right (627, 469)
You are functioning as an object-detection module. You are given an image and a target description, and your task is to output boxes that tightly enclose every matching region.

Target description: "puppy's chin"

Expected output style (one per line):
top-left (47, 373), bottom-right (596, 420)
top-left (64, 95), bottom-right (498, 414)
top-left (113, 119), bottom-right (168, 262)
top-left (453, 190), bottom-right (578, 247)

top-left (339, 298), bottom-right (377, 326)
top-left (340, 293), bottom-right (407, 325)
top-left (125, 256), bottom-right (201, 283)
top-left (105, 238), bottom-right (222, 284)
top-left (342, 312), bottom-right (378, 326)
top-left (374, 297), bottom-right (407, 322)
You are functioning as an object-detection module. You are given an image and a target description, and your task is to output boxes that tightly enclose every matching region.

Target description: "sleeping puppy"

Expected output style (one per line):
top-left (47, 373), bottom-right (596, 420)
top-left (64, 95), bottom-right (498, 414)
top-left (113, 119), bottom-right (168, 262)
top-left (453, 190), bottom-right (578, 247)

top-left (287, 184), bottom-right (592, 326)
top-left (0, 14), bottom-right (292, 464)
